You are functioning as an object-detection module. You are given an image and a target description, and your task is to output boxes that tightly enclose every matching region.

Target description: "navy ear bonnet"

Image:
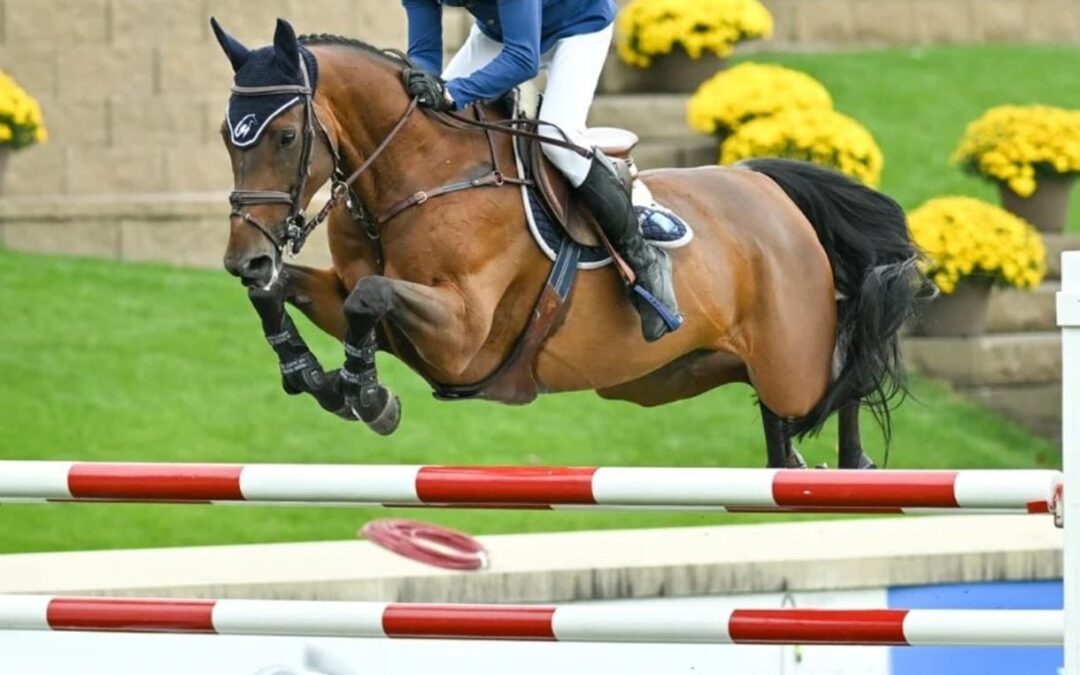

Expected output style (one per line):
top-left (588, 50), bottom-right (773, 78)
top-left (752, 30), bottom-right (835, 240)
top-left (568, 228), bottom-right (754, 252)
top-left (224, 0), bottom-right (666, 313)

top-left (211, 17), bottom-right (319, 148)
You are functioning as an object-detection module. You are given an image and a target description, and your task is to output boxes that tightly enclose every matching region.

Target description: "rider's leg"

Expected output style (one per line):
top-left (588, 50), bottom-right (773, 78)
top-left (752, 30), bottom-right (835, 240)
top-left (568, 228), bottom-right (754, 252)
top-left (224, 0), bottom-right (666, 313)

top-left (537, 26), bottom-right (681, 342)
top-left (442, 24), bottom-right (503, 80)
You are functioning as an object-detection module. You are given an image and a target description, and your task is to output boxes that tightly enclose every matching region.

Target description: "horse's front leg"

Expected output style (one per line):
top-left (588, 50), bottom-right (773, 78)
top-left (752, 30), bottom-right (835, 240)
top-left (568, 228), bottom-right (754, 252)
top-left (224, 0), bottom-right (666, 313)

top-left (341, 275), bottom-right (489, 436)
top-left (246, 269), bottom-right (353, 421)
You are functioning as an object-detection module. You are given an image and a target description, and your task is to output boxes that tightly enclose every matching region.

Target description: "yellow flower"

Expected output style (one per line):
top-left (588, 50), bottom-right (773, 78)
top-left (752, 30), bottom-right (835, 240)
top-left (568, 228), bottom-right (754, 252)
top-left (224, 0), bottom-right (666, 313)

top-left (617, 0), bottom-right (773, 68)
top-left (951, 105), bottom-right (1080, 194)
top-left (719, 108), bottom-right (884, 187)
top-left (687, 62), bottom-right (833, 136)
top-left (907, 196), bottom-right (1046, 294)
top-left (0, 68), bottom-right (47, 150)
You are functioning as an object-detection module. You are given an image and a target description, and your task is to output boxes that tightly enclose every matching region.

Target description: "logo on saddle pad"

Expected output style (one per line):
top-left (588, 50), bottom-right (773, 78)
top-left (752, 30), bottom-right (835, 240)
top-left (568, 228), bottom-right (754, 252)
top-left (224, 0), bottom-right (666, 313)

top-left (233, 113), bottom-right (258, 142)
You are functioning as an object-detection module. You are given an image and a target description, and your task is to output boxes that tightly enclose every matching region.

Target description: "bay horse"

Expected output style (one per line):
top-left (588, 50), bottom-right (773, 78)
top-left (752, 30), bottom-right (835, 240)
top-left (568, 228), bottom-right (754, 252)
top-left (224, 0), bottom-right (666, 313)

top-left (214, 19), bottom-right (926, 469)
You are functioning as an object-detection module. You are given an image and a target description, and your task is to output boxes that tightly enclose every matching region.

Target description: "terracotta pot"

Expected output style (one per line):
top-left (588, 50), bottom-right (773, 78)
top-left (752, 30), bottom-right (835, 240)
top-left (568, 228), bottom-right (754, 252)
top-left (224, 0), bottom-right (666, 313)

top-left (998, 174), bottom-right (1076, 233)
top-left (912, 278), bottom-right (993, 337)
top-left (601, 51), bottom-right (727, 94)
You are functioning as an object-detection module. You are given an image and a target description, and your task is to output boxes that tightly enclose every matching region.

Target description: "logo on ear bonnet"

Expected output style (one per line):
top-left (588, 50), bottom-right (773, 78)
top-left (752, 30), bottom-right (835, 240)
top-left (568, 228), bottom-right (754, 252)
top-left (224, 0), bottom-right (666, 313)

top-left (234, 113), bottom-right (258, 141)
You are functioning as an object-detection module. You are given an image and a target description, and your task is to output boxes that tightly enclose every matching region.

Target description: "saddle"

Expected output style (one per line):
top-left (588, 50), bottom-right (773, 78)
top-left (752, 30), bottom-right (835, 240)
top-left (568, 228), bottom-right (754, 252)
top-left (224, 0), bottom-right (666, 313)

top-left (517, 125), bottom-right (640, 251)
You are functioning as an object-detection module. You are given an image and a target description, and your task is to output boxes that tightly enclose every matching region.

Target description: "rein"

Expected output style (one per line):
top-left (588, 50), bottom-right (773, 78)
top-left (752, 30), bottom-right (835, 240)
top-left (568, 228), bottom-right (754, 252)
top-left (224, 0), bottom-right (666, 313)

top-left (228, 47), bottom-right (592, 267)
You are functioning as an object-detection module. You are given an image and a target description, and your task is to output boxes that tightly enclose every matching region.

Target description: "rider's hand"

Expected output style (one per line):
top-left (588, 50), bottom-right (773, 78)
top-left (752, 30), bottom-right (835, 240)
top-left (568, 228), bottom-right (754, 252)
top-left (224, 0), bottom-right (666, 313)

top-left (403, 68), bottom-right (454, 111)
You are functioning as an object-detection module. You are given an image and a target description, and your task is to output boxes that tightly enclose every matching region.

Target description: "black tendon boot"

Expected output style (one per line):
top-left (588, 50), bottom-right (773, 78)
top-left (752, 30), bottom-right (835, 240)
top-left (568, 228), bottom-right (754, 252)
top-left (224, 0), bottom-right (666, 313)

top-left (574, 151), bottom-right (682, 341)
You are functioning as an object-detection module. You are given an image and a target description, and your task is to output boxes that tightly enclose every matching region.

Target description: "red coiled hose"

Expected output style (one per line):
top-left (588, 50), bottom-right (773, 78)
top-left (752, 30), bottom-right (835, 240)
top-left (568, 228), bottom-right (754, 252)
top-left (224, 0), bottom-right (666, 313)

top-left (360, 519), bottom-right (489, 571)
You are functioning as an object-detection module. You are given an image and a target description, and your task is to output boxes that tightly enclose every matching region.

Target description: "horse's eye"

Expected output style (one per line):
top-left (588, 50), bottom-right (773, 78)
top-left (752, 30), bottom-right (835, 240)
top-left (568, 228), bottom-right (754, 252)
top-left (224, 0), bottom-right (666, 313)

top-left (280, 130), bottom-right (297, 147)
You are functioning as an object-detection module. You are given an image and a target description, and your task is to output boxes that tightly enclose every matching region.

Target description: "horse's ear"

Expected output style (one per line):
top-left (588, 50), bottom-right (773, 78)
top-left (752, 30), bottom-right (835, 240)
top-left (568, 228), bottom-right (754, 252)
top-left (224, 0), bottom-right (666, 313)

top-left (273, 18), bottom-right (301, 77)
top-left (210, 17), bottom-right (250, 72)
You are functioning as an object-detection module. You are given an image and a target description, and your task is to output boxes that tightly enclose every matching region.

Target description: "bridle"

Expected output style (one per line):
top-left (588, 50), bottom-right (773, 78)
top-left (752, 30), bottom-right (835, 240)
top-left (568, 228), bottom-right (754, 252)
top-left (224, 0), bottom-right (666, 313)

top-left (227, 48), bottom-right (593, 282)
top-left (227, 54), bottom-right (417, 268)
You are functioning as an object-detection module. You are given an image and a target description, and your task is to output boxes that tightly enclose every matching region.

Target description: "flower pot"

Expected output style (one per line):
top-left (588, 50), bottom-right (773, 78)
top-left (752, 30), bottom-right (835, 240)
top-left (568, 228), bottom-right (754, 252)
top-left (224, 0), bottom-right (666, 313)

top-left (601, 52), bottom-right (727, 94)
top-left (998, 174), bottom-right (1076, 233)
top-left (912, 279), bottom-right (993, 337)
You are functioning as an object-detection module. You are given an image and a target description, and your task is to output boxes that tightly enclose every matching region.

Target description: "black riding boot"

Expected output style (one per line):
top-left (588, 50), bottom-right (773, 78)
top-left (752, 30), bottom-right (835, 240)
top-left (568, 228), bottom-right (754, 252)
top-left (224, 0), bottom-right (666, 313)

top-left (574, 151), bottom-right (681, 342)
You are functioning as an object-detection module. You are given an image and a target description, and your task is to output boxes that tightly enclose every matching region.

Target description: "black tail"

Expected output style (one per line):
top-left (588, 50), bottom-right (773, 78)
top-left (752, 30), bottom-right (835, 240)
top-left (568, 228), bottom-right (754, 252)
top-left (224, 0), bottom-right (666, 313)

top-left (742, 158), bottom-right (930, 444)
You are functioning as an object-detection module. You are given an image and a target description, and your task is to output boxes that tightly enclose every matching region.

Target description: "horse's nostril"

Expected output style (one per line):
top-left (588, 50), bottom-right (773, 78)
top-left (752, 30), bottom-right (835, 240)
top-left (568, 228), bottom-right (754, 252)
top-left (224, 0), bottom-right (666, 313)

top-left (242, 255), bottom-right (273, 277)
top-left (225, 254), bottom-right (275, 286)
top-left (243, 255), bottom-right (275, 282)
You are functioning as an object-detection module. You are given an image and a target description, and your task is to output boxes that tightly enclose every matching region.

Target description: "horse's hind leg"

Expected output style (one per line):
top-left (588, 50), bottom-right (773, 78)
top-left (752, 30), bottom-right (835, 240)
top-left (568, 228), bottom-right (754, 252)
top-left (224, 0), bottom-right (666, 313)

top-left (838, 401), bottom-right (877, 469)
top-left (760, 403), bottom-right (807, 469)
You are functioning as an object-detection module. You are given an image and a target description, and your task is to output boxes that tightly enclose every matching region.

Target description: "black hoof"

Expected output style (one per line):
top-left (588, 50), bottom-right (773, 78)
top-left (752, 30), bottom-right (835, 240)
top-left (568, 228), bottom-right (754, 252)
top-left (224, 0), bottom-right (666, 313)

top-left (840, 450), bottom-right (877, 470)
top-left (856, 453), bottom-right (877, 470)
top-left (364, 390), bottom-right (402, 436)
top-left (347, 384), bottom-right (403, 436)
top-left (785, 447), bottom-right (808, 469)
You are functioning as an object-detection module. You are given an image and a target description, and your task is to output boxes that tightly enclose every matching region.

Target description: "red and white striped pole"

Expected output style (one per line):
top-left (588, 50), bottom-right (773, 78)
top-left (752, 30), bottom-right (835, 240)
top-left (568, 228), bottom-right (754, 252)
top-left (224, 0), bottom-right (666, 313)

top-left (0, 461), bottom-right (1062, 517)
top-left (0, 596), bottom-right (1063, 646)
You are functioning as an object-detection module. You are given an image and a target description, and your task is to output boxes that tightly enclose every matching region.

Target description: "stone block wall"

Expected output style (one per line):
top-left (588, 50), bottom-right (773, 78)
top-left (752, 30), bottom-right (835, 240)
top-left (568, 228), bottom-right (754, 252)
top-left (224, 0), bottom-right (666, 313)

top-left (0, 0), bottom-right (445, 198)
top-left (0, 0), bottom-right (1076, 198)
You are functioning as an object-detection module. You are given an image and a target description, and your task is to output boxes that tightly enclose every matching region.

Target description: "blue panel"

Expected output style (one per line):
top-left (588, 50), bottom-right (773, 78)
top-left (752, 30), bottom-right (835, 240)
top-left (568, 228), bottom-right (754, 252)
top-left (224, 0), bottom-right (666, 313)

top-left (888, 580), bottom-right (1063, 675)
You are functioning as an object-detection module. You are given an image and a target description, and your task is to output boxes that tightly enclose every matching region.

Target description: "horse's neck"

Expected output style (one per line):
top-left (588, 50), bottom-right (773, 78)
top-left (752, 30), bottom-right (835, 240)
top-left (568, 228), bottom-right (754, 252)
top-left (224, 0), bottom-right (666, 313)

top-left (321, 52), bottom-right (480, 219)
top-left (319, 47), bottom-right (532, 299)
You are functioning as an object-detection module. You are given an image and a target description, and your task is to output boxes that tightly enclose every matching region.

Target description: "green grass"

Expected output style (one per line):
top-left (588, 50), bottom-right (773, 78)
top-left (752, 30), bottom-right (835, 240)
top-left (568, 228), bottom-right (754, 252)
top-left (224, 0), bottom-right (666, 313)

top-left (739, 44), bottom-right (1080, 227)
top-left (0, 249), bottom-right (1058, 553)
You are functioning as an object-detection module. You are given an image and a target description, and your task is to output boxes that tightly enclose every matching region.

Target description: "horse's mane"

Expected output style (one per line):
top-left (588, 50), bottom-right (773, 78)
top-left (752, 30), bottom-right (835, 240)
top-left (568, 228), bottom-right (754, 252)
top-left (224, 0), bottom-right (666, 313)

top-left (298, 33), bottom-right (409, 68)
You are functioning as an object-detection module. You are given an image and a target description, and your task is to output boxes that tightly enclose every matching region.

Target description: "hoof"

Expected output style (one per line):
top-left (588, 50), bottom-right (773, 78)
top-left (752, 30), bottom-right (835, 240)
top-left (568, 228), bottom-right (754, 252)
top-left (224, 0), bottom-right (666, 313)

top-left (348, 384), bottom-right (403, 436)
top-left (364, 391), bottom-right (402, 436)
top-left (841, 449), bottom-right (877, 470)
top-left (785, 447), bottom-right (808, 469)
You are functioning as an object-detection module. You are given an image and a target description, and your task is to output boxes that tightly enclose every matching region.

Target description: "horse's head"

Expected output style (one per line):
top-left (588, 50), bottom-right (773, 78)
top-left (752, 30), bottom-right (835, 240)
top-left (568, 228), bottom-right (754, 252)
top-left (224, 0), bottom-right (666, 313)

top-left (212, 17), bottom-right (337, 288)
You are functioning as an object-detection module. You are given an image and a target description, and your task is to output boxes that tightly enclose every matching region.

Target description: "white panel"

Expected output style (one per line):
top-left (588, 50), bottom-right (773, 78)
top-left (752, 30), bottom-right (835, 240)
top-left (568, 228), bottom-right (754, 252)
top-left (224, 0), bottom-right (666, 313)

top-left (902, 609), bottom-right (1063, 646)
top-left (0, 595), bottom-right (52, 630)
top-left (238, 465), bottom-right (420, 503)
top-left (1060, 251), bottom-right (1080, 675)
top-left (0, 461), bottom-right (73, 500)
top-left (591, 468), bottom-right (777, 507)
top-left (212, 600), bottom-right (388, 638)
top-left (551, 606), bottom-right (732, 643)
top-left (953, 470), bottom-right (1061, 509)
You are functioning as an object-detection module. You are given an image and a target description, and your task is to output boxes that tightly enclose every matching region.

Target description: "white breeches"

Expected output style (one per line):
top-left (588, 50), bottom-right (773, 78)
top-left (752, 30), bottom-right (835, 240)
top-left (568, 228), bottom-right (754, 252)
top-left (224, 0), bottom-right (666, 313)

top-left (442, 23), bottom-right (614, 187)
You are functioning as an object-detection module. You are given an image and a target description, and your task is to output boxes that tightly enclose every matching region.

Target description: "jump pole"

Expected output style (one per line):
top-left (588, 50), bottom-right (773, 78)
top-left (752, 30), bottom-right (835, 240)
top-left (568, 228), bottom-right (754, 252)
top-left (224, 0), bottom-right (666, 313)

top-left (0, 461), bottom-right (1062, 517)
top-left (1058, 251), bottom-right (1080, 673)
top-left (0, 596), bottom-right (1063, 647)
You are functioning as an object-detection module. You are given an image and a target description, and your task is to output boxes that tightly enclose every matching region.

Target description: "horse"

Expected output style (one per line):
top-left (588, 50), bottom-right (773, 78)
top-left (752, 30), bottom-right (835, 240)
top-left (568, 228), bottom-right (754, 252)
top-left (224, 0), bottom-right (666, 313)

top-left (214, 18), bottom-right (926, 470)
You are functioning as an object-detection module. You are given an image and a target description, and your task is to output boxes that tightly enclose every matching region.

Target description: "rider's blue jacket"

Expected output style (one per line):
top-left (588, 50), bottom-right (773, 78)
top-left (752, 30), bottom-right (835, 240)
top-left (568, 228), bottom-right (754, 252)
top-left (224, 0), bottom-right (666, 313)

top-left (402, 0), bottom-right (615, 108)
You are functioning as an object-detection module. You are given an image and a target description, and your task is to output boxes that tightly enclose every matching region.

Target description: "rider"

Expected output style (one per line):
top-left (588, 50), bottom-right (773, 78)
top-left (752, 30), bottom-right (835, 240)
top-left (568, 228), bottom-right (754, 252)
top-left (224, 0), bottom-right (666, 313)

top-left (400, 0), bottom-right (681, 342)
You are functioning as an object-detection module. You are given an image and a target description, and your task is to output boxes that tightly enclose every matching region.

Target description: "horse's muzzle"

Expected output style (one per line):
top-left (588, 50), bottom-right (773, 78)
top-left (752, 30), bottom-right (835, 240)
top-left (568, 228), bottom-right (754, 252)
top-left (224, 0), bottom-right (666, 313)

top-left (224, 252), bottom-right (276, 289)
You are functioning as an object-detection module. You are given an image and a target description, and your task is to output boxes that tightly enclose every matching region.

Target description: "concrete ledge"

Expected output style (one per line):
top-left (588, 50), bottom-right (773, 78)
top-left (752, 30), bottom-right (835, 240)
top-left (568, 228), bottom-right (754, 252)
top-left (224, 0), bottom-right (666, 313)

top-left (988, 282), bottom-right (1058, 333)
top-left (0, 192), bottom-right (333, 269)
top-left (0, 516), bottom-right (1060, 603)
top-left (588, 95), bottom-right (694, 140)
top-left (0, 192), bottom-right (229, 221)
top-left (633, 138), bottom-right (718, 171)
top-left (1043, 234), bottom-right (1080, 280)
top-left (961, 382), bottom-right (1062, 442)
top-left (903, 332), bottom-right (1061, 387)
